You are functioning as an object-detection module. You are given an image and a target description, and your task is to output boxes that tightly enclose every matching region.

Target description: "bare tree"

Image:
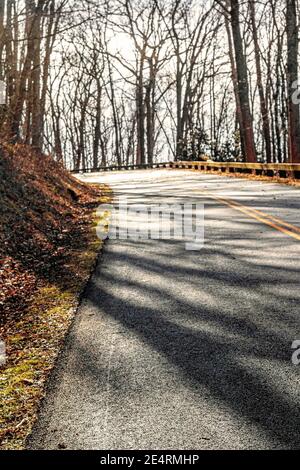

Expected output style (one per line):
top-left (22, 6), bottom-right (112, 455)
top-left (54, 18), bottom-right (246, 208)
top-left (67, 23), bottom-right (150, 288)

top-left (286, 0), bottom-right (300, 163)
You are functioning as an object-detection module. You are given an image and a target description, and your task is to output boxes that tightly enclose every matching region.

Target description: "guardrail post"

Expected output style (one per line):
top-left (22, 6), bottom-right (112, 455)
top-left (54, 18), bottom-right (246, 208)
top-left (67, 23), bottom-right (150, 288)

top-left (287, 170), bottom-right (295, 179)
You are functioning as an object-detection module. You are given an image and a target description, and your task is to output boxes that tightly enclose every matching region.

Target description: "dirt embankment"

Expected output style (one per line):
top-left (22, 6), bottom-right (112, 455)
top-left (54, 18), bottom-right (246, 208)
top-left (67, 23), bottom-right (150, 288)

top-left (0, 143), bottom-right (109, 449)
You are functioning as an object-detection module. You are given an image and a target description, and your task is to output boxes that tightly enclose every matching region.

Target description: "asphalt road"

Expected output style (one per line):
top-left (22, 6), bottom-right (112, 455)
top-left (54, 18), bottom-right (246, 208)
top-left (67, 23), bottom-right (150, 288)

top-left (28, 170), bottom-right (300, 450)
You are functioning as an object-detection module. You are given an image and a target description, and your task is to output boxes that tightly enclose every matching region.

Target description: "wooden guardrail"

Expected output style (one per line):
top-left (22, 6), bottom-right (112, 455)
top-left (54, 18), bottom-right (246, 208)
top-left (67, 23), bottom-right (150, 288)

top-left (71, 162), bottom-right (171, 173)
top-left (170, 161), bottom-right (300, 180)
top-left (72, 160), bottom-right (300, 180)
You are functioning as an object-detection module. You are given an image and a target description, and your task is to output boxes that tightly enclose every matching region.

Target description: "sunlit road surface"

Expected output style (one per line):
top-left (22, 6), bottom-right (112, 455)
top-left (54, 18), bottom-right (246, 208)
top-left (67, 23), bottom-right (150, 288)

top-left (28, 170), bottom-right (300, 450)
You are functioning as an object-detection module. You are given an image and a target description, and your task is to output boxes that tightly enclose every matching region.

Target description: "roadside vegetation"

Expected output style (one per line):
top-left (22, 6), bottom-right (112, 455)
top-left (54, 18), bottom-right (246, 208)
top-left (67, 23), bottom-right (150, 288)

top-left (0, 143), bottom-right (110, 449)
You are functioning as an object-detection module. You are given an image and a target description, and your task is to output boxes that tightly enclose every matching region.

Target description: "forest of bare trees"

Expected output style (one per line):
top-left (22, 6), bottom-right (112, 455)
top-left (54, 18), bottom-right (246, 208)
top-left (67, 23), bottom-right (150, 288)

top-left (0, 0), bottom-right (300, 170)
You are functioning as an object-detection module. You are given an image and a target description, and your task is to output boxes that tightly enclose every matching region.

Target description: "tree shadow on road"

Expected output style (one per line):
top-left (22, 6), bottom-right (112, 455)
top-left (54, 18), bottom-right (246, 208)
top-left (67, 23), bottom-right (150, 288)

top-left (84, 238), bottom-right (300, 449)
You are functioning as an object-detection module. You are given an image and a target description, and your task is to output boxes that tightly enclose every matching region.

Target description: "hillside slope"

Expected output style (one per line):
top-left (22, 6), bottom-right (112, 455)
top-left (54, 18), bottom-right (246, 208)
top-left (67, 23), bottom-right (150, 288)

top-left (0, 143), bottom-right (108, 449)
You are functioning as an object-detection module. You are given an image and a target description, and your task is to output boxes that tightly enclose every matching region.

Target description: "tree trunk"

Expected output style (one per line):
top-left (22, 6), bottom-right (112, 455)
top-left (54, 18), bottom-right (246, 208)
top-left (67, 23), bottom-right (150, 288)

top-left (176, 64), bottom-right (183, 161)
top-left (10, 0), bottom-right (36, 140)
top-left (230, 0), bottom-right (257, 162)
top-left (145, 58), bottom-right (155, 165)
top-left (40, 0), bottom-right (57, 151)
top-left (286, 0), bottom-right (300, 163)
top-left (107, 54), bottom-right (121, 166)
top-left (224, 10), bottom-right (245, 160)
top-left (31, 1), bottom-right (42, 149)
top-left (93, 79), bottom-right (102, 169)
top-left (136, 61), bottom-right (145, 165)
top-left (249, 0), bottom-right (272, 163)
top-left (0, 1), bottom-right (5, 80)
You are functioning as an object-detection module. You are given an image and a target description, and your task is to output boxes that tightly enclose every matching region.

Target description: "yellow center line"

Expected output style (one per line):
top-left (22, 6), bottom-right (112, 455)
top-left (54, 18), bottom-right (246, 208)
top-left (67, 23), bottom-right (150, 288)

top-left (193, 190), bottom-right (300, 242)
top-left (224, 197), bottom-right (300, 235)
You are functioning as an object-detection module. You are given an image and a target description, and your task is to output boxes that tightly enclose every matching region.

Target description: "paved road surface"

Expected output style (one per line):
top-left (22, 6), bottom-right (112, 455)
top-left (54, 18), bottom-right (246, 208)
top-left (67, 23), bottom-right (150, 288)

top-left (28, 170), bottom-right (300, 450)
